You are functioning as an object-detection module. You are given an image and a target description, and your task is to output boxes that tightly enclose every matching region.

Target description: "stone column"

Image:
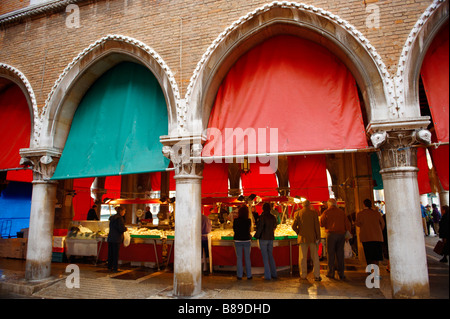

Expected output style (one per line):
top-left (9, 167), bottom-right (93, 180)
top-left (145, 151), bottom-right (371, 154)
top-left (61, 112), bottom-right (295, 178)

top-left (162, 137), bottom-right (204, 297)
top-left (371, 129), bottom-right (431, 298)
top-left (20, 150), bottom-right (60, 281)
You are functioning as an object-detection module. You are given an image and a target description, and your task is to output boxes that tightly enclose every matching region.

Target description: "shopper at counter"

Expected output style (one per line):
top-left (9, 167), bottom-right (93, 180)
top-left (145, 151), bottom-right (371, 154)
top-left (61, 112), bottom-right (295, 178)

top-left (355, 199), bottom-right (385, 266)
top-left (292, 200), bottom-right (321, 281)
top-left (201, 210), bottom-right (212, 273)
top-left (320, 198), bottom-right (351, 280)
top-left (255, 203), bottom-right (278, 280)
top-left (107, 206), bottom-right (127, 272)
top-left (233, 205), bottom-right (252, 280)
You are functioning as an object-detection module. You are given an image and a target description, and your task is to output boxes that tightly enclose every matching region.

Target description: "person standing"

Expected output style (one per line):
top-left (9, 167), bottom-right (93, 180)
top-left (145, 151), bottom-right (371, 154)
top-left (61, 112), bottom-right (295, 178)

top-left (201, 210), bottom-right (212, 273)
top-left (431, 204), bottom-right (441, 236)
top-left (421, 202), bottom-right (429, 236)
top-left (233, 205), bottom-right (252, 280)
top-left (355, 199), bottom-right (385, 266)
top-left (107, 206), bottom-right (127, 272)
top-left (439, 205), bottom-right (449, 263)
top-left (255, 203), bottom-right (278, 280)
top-left (292, 200), bottom-right (321, 281)
top-left (87, 204), bottom-right (99, 220)
top-left (320, 198), bottom-right (351, 280)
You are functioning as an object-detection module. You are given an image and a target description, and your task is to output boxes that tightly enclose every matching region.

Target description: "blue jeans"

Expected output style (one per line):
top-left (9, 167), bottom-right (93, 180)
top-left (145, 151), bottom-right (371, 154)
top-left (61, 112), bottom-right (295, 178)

top-left (234, 241), bottom-right (252, 278)
top-left (259, 240), bottom-right (277, 279)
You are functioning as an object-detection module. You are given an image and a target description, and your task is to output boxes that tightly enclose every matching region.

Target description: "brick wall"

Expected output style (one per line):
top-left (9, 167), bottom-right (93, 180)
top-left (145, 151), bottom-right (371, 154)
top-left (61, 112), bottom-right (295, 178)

top-left (0, 0), bottom-right (30, 15)
top-left (0, 0), bottom-right (434, 110)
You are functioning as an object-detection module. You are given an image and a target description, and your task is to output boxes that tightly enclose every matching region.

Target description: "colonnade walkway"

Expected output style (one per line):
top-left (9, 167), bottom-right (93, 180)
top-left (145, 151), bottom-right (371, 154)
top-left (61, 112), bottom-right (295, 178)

top-left (0, 236), bottom-right (448, 300)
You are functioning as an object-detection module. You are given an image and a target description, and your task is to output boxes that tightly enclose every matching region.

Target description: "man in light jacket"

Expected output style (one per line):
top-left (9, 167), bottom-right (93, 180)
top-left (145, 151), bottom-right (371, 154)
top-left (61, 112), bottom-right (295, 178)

top-left (292, 200), bottom-right (321, 281)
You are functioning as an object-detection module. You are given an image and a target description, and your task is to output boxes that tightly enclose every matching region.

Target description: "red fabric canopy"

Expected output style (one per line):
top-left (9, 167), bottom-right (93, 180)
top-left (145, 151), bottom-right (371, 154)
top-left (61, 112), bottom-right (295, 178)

top-left (417, 148), bottom-right (432, 195)
top-left (288, 155), bottom-right (329, 201)
top-left (430, 144), bottom-right (449, 191)
top-left (202, 162), bottom-right (229, 197)
top-left (103, 175), bottom-right (122, 200)
top-left (240, 161), bottom-right (278, 196)
top-left (421, 24), bottom-right (449, 143)
top-left (150, 170), bottom-right (175, 192)
top-left (0, 85), bottom-right (32, 182)
top-left (72, 177), bottom-right (95, 220)
top-left (203, 35), bottom-right (368, 158)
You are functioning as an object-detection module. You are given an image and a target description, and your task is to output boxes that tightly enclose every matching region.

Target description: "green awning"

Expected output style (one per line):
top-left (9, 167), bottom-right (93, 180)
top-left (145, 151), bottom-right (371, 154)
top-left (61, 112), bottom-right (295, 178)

top-left (371, 152), bottom-right (383, 190)
top-left (52, 62), bottom-right (169, 180)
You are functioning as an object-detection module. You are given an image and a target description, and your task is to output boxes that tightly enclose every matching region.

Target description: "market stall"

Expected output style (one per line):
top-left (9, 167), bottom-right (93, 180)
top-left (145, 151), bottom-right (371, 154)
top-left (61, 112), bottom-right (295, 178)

top-left (201, 195), bottom-right (326, 274)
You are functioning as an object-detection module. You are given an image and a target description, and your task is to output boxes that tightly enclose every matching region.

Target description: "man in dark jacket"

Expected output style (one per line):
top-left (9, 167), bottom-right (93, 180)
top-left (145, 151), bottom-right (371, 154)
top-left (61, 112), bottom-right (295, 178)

top-left (107, 206), bottom-right (127, 271)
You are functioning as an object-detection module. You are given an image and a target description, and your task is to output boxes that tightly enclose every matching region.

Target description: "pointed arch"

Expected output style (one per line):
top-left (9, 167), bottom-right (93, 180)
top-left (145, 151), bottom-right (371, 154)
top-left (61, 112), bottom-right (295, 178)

top-left (395, 0), bottom-right (449, 118)
top-left (0, 63), bottom-right (37, 147)
top-left (186, 2), bottom-right (394, 136)
top-left (40, 35), bottom-right (180, 150)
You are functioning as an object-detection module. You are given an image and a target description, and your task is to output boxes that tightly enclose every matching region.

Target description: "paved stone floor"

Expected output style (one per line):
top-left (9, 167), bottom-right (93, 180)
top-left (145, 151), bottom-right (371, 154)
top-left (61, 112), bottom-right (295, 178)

top-left (1, 235), bottom-right (447, 304)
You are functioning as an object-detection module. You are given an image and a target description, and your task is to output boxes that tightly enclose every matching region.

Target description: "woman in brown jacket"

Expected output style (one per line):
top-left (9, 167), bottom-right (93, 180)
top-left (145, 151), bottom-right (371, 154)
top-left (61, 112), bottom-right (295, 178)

top-left (356, 199), bottom-right (385, 266)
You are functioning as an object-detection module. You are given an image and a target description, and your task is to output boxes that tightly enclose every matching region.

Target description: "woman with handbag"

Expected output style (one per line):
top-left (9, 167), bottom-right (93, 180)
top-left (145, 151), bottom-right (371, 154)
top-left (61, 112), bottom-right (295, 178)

top-left (255, 203), bottom-right (278, 280)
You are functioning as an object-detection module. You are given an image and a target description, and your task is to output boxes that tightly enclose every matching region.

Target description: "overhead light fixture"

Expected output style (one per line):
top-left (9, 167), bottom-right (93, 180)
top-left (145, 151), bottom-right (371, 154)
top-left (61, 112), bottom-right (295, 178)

top-left (241, 158), bottom-right (250, 173)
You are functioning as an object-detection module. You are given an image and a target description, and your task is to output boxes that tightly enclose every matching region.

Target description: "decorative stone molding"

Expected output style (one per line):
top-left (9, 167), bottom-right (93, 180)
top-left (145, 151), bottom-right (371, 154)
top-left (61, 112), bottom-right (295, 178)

top-left (0, 63), bottom-right (39, 146)
top-left (19, 148), bottom-right (61, 182)
top-left (0, 0), bottom-right (87, 26)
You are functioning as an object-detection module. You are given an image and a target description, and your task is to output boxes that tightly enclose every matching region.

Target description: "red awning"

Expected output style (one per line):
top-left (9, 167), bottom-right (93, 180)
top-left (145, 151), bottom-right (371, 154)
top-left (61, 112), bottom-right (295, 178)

top-left (0, 85), bottom-right (32, 182)
top-left (241, 161), bottom-right (278, 196)
top-left (421, 24), bottom-right (449, 143)
top-left (150, 170), bottom-right (176, 192)
top-left (430, 144), bottom-right (449, 191)
top-left (202, 162), bottom-right (229, 197)
top-left (288, 155), bottom-right (329, 201)
top-left (72, 177), bottom-right (95, 220)
top-left (417, 148), bottom-right (432, 195)
top-left (203, 35), bottom-right (368, 158)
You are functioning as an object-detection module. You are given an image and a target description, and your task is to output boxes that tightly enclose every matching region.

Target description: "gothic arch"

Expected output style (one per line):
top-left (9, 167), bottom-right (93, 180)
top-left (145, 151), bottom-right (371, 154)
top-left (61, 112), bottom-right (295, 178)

top-left (0, 63), bottom-right (37, 147)
top-left (40, 35), bottom-right (180, 151)
top-left (185, 1), bottom-right (395, 136)
top-left (395, 0), bottom-right (449, 118)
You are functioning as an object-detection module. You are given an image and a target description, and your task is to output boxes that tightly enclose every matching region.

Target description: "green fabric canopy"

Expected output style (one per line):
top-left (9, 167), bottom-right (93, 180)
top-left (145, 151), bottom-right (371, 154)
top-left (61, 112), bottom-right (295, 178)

top-left (52, 62), bottom-right (170, 180)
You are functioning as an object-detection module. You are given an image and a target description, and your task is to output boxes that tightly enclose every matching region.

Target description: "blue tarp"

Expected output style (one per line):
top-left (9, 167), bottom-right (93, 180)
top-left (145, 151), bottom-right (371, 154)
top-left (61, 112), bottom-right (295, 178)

top-left (0, 181), bottom-right (31, 238)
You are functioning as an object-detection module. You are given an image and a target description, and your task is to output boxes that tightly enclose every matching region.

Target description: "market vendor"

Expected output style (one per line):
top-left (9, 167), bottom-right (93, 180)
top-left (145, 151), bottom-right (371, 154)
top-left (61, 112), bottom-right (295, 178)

top-left (144, 206), bottom-right (153, 220)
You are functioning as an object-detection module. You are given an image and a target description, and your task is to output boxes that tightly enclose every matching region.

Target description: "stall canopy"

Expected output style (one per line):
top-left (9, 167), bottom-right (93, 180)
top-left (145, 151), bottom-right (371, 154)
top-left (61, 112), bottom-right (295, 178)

top-left (417, 147), bottom-right (432, 195)
top-left (203, 34), bottom-right (368, 159)
top-left (421, 24), bottom-right (449, 191)
top-left (52, 62), bottom-right (170, 180)
top-left (202, 163), bottom-right (229, 197)
top-left (288, 155), bottom-right (329, 201)
top-left (0, 84), bottom-right (32, 182)
top-left (241, 161), bottom-right (278, 196)
top-left (421, 24), bottom-right (449, 144)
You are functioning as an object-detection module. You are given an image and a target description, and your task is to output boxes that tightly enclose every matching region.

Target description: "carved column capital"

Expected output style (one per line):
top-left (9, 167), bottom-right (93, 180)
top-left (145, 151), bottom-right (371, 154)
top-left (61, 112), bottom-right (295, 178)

top-left (373, 129), bottom-right (431, 173)
top-left (19, 148), bottom-right (61, 182)
top-left (161, 135), bottom-right (205, 180)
